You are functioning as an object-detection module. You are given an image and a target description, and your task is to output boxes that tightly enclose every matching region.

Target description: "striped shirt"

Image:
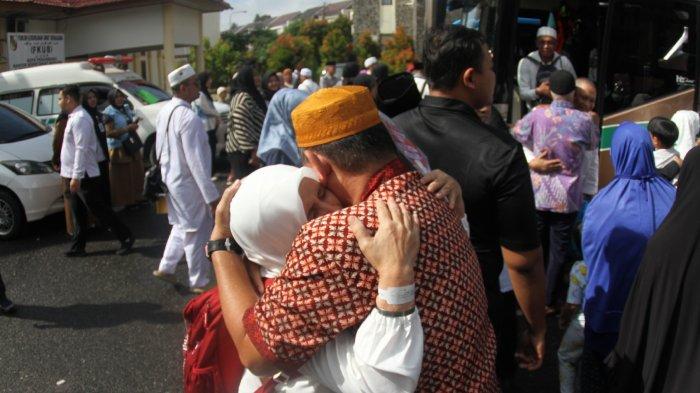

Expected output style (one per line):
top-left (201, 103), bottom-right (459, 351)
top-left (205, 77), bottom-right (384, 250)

top-left (226, 92), bottom-right (265, 153)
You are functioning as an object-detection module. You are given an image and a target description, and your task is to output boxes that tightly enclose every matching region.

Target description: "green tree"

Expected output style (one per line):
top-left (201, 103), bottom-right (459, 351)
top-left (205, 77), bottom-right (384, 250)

top-left (201, 38), bottom-right (243, 86)
top-left (247, 28), bottom-right (277, 66)
top-left (284, 18), bottom-right (304, 36)
top-left (320, 28), bottom-right (353, 63)
top-left (355, 31), bottom-right (381, 61)
top-left (266, 33), bottom-right (316, 72)
top-left (328, 15), bottom-right (351, 37)
top-left (381, 26), bottom-right (415, 74)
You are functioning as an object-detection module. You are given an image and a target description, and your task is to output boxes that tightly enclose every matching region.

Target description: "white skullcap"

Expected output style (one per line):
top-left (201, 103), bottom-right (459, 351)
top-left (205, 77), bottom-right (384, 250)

top-left (168, 64), bottom-right (196, 88)
top-left (537, 26), bottom-right (557, 39)
top-left (300, 68), bottom-right (313, 78)
top-left (216, 86), bottom-right (227, 96)
top-left (364, 56), bottom-right (378, 68)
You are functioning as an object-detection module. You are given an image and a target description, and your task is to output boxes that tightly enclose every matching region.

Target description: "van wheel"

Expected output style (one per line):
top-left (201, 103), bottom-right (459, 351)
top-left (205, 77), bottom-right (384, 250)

top-left (0, 189), bottom-right (26, 240)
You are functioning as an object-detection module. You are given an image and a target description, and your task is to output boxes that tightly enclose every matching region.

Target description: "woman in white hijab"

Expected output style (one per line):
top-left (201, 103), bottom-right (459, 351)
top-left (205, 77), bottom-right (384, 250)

top-left (671, 110), bottom-right (700, 159)
top-left (229, 164), bottom-right (459, 393)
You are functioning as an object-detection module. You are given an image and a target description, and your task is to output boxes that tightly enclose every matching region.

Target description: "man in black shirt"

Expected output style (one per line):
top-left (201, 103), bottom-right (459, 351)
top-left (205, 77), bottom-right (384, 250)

top-left (394, 26), bottom-right (547, 382)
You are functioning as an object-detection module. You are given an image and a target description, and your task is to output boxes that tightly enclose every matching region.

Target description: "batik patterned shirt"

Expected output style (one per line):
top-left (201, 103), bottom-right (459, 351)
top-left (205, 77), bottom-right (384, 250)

top-left (513, 100), bottom-right (598, 213)
top-left (244, 159), bottom-right (498, 392)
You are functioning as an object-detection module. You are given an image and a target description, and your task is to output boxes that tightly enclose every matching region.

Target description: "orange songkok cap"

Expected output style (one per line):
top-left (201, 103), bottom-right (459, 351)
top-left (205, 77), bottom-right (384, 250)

top-left (292, 86), bottom-right (382, 148)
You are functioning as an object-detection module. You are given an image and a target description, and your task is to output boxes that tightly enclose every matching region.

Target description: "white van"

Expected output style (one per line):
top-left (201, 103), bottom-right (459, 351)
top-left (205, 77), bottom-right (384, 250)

top-left (0, 62), bottom-right (171, 163)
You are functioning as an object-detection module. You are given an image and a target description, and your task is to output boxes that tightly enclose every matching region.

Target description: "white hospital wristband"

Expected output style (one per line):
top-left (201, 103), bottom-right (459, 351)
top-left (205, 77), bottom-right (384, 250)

top-left (378, 284), bottom-right (415, 305)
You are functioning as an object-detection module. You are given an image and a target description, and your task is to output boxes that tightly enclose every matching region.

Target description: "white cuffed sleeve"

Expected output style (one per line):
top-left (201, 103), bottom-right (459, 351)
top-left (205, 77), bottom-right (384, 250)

top-left (301, 308), bottom-right (424, 393)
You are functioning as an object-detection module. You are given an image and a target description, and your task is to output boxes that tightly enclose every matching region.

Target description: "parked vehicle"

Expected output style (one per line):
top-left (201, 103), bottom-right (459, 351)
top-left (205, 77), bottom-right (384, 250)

top-left (0, 103), bottom-right (63, 239)
top-left (0, 62), bottom-right (171, 164)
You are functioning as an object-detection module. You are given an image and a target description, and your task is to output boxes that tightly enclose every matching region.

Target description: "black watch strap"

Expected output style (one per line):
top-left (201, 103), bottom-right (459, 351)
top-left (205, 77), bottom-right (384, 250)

top-left (206, 237), bottom-right (243, 260)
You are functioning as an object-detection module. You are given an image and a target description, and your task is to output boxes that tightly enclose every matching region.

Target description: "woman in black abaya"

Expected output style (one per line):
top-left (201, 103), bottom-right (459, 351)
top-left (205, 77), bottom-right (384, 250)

top-left (608, 146), bottom-right (700, 393)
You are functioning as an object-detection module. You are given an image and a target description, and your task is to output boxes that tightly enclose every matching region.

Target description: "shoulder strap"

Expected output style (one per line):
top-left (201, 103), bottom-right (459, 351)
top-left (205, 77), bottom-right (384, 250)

top-left (525, 55), bottom-right (543, 67)
top-left (156, 105), bottom-right (185, 166)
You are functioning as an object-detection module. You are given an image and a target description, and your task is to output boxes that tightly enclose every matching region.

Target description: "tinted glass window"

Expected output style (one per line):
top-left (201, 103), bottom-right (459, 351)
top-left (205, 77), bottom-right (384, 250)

top-left (37, 88), bottom-right (61, 116)
top-left (603, 1), bottom-right (696, 114)
top-left (0, 91), bottom-right (33, 114)
top-left (0, 105), bottom-right (46, 144)
top-left (117, 80), bottom-right (170, 105)
top-left (79, 84), bottom-right (113, 111)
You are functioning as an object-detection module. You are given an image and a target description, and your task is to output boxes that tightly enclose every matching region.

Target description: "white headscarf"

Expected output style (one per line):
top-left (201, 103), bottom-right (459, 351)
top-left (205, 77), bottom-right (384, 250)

top-left (671, 110), bottom-right (700, 159)
top-left (229, 165), bottom-right (318, 278)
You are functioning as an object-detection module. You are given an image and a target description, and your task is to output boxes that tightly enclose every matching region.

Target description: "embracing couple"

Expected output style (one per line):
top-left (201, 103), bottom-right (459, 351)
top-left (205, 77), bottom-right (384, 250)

top-left (209, 86), bottom-right (500, 392)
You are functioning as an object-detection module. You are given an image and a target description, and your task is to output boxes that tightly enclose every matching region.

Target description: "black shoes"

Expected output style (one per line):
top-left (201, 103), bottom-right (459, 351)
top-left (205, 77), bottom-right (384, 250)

top-left (65, 249), bottom-right (86, 258)
top-left (0, 298), bottom-right (16, 314)
top-left (116, 236), bottom-right (135, 256)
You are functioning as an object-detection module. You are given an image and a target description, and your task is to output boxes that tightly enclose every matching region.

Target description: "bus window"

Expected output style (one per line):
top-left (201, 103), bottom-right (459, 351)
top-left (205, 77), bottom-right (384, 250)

top-left (37, 88), bottom-right (61, 117)
top-left (603, 1), bottom-right (696, 115)
top-left (0, 91), bottom-right (33, 114)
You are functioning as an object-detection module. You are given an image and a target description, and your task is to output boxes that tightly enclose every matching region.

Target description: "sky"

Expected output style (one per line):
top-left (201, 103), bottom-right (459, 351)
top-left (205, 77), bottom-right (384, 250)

top-left (220, 0), bottom-right (327, 31)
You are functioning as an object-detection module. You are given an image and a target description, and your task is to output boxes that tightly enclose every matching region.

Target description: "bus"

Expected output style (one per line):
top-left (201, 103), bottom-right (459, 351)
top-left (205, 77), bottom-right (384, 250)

top-left (437, 0), bottom-right (699, 185)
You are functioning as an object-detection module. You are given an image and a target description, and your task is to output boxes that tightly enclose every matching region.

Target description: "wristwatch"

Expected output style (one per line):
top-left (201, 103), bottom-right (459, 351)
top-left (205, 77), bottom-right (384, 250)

top-left (205, 237), bottom-right (243, 260)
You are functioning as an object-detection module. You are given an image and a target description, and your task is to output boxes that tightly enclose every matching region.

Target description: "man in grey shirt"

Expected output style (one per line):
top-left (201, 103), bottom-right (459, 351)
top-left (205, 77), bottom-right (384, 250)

top-left (517, 26), bottom-right (576, 110)
top-left (319, 61), bottom-right (340, 88)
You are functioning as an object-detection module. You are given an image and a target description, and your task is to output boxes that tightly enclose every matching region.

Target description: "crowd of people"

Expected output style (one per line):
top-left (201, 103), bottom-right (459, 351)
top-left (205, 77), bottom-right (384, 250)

top-left (1, 22), bottom-right (700, 393)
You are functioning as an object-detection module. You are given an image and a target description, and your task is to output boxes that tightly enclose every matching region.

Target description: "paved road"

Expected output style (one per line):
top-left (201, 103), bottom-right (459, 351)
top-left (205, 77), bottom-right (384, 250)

top-left (0, 200), bottom-right (564, 393)
top-left (0, 205), bottom-right (193, 393)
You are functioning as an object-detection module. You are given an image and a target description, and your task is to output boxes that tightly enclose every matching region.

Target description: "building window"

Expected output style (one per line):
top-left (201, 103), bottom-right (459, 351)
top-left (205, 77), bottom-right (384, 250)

top-left (381, 0), bottom-right (392, 5)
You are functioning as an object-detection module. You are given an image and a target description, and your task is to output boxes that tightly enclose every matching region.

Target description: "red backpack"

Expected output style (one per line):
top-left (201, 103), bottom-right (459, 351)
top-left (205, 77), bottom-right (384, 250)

top-left (183, 287), bottom-right (244, 393)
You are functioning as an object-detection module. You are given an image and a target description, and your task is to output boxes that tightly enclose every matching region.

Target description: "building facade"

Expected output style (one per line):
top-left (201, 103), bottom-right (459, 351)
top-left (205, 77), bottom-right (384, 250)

top-left (0, 0), bottom-right (227, 89)
top-left (352, 0), bottom-right (428, 57)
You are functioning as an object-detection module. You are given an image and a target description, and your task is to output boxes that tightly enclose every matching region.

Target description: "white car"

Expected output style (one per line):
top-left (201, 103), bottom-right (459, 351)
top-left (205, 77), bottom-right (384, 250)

top-left (0, 62), bottom-right (171, 165)
top-left (0, 103), bottom-right (63, 239)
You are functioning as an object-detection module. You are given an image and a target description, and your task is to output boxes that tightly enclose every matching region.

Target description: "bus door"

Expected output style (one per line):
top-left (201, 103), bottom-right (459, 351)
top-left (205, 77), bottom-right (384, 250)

top-left (597, 0), bottom-right (698, 186)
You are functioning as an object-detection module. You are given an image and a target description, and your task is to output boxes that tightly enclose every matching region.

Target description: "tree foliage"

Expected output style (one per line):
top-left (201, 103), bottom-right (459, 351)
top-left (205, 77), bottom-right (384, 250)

top-left (320, 16), bottom-right (354, 63)
top-left (248, 28), bottom-right (278, 66)
top-left (266, 33), bottom-right (316, 72)
top-left (355, 31), bottom-right (381, 61)
top-left (202, 38), bottom-right (243, 86)
top-left (381, 26), bottom-right (415, 74)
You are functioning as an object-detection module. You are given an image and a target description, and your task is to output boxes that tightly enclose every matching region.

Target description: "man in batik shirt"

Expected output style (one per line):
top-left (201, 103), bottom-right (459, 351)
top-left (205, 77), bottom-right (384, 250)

top-left (512, 70), bottom-right (598, 312)
top-left (211, 86), bottom-right (498, 392)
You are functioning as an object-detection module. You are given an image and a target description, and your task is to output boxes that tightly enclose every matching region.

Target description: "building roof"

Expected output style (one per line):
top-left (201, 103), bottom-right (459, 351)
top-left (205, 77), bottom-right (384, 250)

top-left (233, 0), bottom-right (351, 34)
top-left (267, 11), bottom-right (301, 29)
top-left (1, 0), bottom-right (229, 9)
top-left (315, 0), bottom-right (351, 17)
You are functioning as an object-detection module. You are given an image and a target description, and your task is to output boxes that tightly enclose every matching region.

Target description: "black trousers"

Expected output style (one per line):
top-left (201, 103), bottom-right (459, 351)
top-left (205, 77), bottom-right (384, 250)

top-left (0, 271), bottom-right (7, 301)
top-left (492, 290), bottom-right (518, 385)
top-left (98, 160), bottom-right (111, 206)
top-left (580, 348), bottom-right (609, 393)
top-left (68, 176), bottom-right (131, 252)
top-left (207, 129), bottom-right (217, 176)
top-left (227, 150), bottom-right (254, 180)
top-left (536, 210), bottom-right (578, 306)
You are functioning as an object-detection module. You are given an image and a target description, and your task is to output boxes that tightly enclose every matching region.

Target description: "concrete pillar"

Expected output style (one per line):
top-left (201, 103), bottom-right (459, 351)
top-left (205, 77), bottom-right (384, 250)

top-left (0, 18), bottom-right (7, 72)
top-left (133, 52), bottom-right (142, 76)
top-left (195, 13), bottom-right (205, 72)
top-left (162, 3), bottom-right (176, 80)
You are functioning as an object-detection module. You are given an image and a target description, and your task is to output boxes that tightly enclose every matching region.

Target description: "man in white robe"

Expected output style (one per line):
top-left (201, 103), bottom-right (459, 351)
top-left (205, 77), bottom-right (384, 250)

top-left (153, 64), bottom-right (220, 293)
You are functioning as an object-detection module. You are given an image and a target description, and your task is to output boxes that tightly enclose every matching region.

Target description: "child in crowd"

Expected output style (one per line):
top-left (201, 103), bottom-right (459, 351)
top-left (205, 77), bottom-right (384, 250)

top-left (648, 117), bottom-right (683, 183)
top-left (558, 260), bottom-right (588, 393)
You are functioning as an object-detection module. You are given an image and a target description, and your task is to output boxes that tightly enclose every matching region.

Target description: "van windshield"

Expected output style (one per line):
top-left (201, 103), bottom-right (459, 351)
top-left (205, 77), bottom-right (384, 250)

top-left (117, 80), bottom-right (171, 105)
top-left (0, 105), bottom-right (47, 144)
